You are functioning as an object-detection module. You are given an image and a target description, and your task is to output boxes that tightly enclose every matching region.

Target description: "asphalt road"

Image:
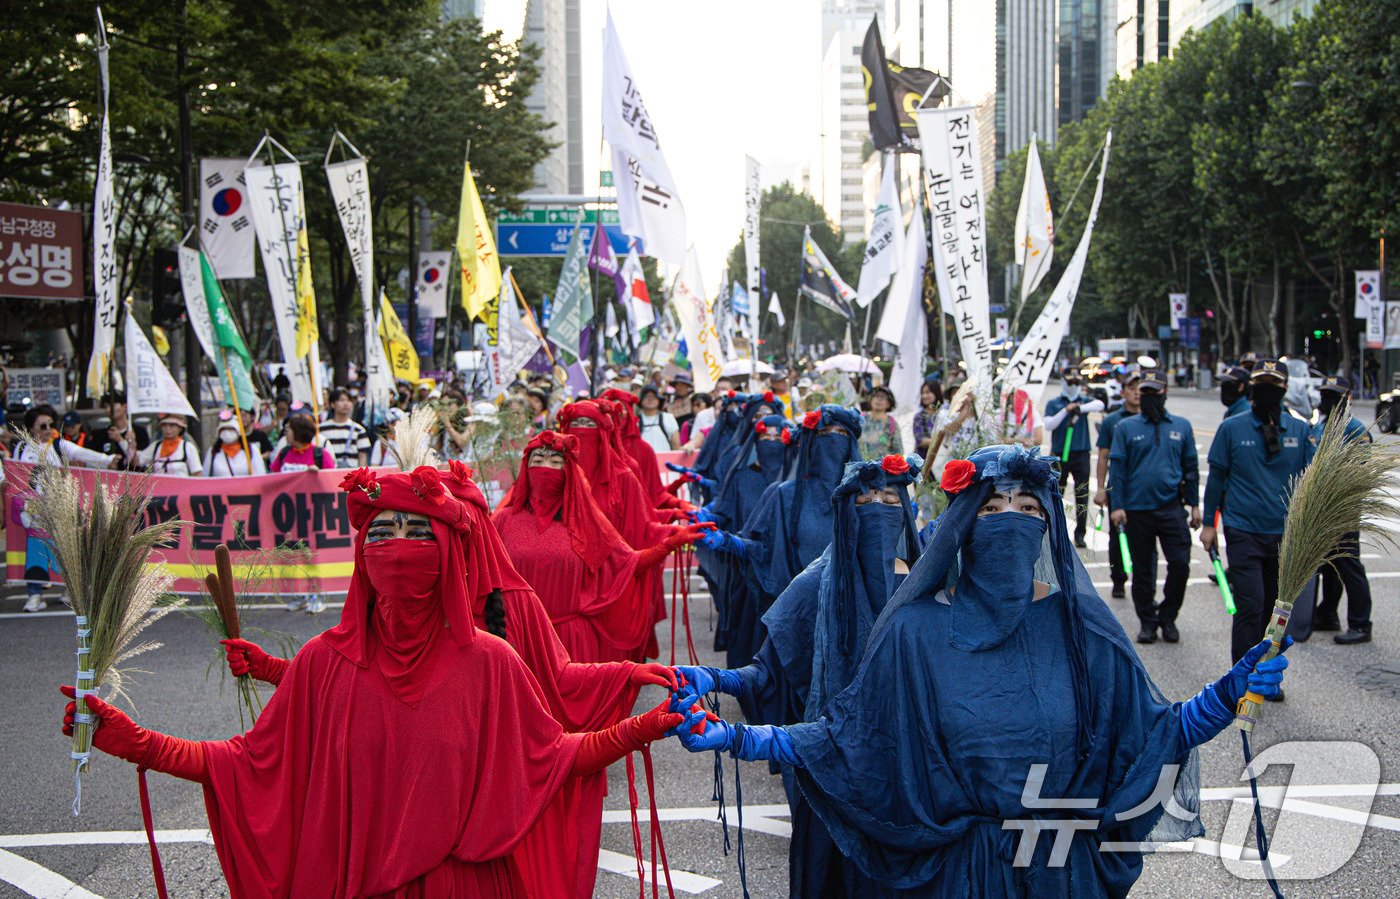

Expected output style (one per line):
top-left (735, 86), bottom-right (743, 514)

top-left (1, 390), bottom-right (1397, 898)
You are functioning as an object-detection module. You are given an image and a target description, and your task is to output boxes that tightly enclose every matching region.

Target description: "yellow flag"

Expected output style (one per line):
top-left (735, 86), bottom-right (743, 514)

top-left (295, 183), bottom-right (320, 358)
top-left (456, 162), bottom-right (501, 322)
top-left (378, 290), bottom-right (419, 384)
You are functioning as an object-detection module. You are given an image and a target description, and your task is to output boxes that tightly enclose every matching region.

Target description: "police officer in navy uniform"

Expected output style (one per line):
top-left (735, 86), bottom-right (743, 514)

top-left (1108, 371), bottom-right (1200, 644)
top-left (1220, 364), bottom-right (1252, 420)
top-left (1094, 370), bottom-right (1141, 598)
top-left (1044, 368), bottom-right (1104, 547)
top-left (1312, 376), bottom-right (1374, 645)
top-left (1201, 359), bottom-right (1315, 686)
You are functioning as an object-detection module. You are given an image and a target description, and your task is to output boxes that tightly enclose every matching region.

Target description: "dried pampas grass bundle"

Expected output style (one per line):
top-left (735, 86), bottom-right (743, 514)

top-left (16, 432), bottom-right (184, 814)
top-left (393, 405), bottom-right (442, 472)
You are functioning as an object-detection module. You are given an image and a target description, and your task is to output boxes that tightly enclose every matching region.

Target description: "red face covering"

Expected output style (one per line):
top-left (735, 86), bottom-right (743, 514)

top-left (568, 426), bottom-right (605, 478)
top-left (362, 539), bottom-right (444, 685)
top-left (528, 467), bottom-right (566, 527)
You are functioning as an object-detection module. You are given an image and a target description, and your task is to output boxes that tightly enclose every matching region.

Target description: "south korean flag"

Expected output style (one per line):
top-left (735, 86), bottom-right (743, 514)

top-left (198, 158), bottom-right (257, 279)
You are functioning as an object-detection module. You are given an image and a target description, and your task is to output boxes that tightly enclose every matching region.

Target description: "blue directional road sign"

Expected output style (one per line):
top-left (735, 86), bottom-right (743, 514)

top-left (496, 208), bottom-right (642, 257)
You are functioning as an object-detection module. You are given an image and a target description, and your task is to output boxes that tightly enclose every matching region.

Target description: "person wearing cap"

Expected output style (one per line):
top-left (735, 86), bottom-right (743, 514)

top-left (59, 410), bottom-right (90, 448)
top-left (1219, 365), bottom-right (1252, 419)
top-left (204, 409), bottom-right (268, 477)
top-left (1043, 369), bottom-right (1104, 547)
top-left (138, 414), bottom-right (203, 477)
top-left (858, 385), bottom-right (903, 459)
top-left (1109, 371), bottom-right (1200, 644)
top-left (1202, 359), bottom-right (1315, 670)
top-left (770, 371), bottom-right (798, 421)
top-left (93, 390), bottom-right (150, 468)
top-left (1312, 376), bottom-right (1374, 645)
top-left (1094, 371), bottom-right (1141, 598)
top-left (368, 407), bottom-right (407, 467)
top-left (636, 386), bottom-right (680, 452)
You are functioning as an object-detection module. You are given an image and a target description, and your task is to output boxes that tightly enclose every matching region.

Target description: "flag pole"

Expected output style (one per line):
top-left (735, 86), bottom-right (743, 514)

top-left (220, 346), bottom-right (253, 464)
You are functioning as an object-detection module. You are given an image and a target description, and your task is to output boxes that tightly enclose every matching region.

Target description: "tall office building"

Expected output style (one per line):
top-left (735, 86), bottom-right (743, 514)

top-left (818, 0), bottom-right (884, 240)
top-left (1057, 0), bottom-right (1117, 127)
top-left (1170, 0), bottom-right (1316, 47)
top-left (442, 0), bottom-right (484, 19)
top-left (521, 0), bottom-right (583, 195)
top-left (1117, 0), bottom-right (1171, 78)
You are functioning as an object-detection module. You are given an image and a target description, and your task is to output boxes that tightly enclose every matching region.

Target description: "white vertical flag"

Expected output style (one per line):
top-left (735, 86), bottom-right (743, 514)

top-left (1014, 135), bottom-right (1054, 303)
top-left (602, 12), bottom-right (687, 264)
top-left (198, 159), bottom-right (257, 278)
top-left (177, 246), bottom-right (217, 360)
top-left (325, 152), bottom-right (395, 418)
top-left (918, 106), bottom-right (993, 390)
top-left (620, 248), bottom-right (655, 332)
top-left (417, 251), bottom-right (452, 318)
top-left (857, 153), bottom-right (904, 307)
top-left (245, 159), bottom-right (314, 405)
top-left (744, 155), bottom-right (762, 299)
top-left (1003, 131), bottom-right (1112, 404)
top-left (876, 206), bottom-right (928, 347)
top-left (768, 290), bottom-right (786, 328)
top-left (124, 309), bottom-right (195, 417)
top-left (671, 248), bottom-right (726, 391)
top-left (85, 11), bottom-right (117, 397)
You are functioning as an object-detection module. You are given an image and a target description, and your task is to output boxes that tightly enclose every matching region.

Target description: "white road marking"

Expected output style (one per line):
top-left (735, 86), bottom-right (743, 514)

top-left (596, 849), bottom-right (721, 893)
top-left (0, 848), bottom-right (102, 899)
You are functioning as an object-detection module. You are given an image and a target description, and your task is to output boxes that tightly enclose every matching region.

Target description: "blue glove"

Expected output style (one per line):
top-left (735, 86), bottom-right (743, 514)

top-left (670, 711), bottom-right (802, 765)
top-left (690, 506), bottom-right (716, 524)
top-left (673, 666), bottom-right (745, 706)
top-left (697, 475), bottom-right (718, 490)
top-left (666, 462), bottom-right (698, 476)
top-left (1178, 638), bottom-right (1292, 748)
top-left (670, 709), bottom-right (737, 753)
top-left (697, 529), bottom-right (746, 558)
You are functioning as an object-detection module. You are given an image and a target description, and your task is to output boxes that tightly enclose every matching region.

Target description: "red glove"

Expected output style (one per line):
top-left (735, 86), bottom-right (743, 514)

top-left (655, 507), bottom-right (688, 523)
top-left (665, 473), bottom-right (697, 496)
top-left (574, 699), bottom-right (684, 775)
top-left (629, 663), bottom-right (678, 690)
top-left (221, 638), bottom-right (290, 686)
top-left (665, 522), bottom-right (715, 549)
top-left (61, 686), bottom-right (209, 784)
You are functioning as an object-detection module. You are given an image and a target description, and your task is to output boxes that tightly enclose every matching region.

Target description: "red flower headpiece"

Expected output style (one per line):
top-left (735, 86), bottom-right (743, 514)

top-left (446, 459), bottom-right (475, 484)
top-left (763, 390), bottom-right (775, 403)
top-left (754, 421), bottom-right (768, 435)
top-left (881, 454), bottom-right (910, 476)
top-left (780, 429), bottom-right (792, 445)
top-left (726, 390), bottom-right (737, 399)
top-left (940, 459), bottom-right (977, 495)
top-left (802, 410), bottom-right (822, 430)
top-left (410, 465), bottom-right (447, 503)
top-left (339, 468), bottom-right (380, 499)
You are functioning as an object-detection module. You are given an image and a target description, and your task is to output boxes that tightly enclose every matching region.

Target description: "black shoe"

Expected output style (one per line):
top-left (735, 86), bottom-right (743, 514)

top-left (1074, 536), bottom-right (1088, 549)
top-left (1160, 623), bottom-right (1180, 643)
top-left (1312, 617), bottom-right (1342, 632)
top-left (1264, 689), bottom-right (1285, 703)
top-left (1136, 627), bottom-right (1158, 644)
top-left (1111, 584), bottom-right (1126, 599)
top-left (1334, 628), bottom-right (1372, 645)
top-left (1207, 571), bottom-right (1218, 585)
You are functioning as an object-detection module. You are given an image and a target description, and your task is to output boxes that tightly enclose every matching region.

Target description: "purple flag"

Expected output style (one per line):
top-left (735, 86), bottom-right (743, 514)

top-left (587, 225), bottom-right (625, 294)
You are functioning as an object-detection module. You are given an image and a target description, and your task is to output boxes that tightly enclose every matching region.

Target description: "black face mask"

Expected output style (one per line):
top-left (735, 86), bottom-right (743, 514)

top-left (1221, 381), bottom-right (1245, 408)
top-left (1250, 383), bottom-right (1287, 455)
top-left (1140, 392), bottom-right (1167, 423)
top-left (1317, 391), bottom-right (1341, 419)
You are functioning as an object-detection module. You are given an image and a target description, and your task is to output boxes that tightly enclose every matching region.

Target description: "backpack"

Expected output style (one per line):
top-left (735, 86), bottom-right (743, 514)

top-left (274, 444), bottom-right (331, 469)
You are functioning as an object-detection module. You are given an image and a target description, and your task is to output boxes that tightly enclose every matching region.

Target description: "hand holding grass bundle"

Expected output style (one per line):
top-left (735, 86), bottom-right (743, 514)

top-left (16, 432), bottom-right (183, 815)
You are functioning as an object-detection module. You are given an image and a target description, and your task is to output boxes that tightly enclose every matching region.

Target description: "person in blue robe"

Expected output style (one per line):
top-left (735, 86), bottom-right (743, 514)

top-left (676, 454), bottom-right (924, 898)
top-left (672, 443), bottom-right (1291, 898)
top-left (697, 405), bottom-right (864, 668)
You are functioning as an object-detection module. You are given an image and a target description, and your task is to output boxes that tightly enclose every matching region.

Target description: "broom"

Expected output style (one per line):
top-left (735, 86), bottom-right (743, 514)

top-left (17, 433), bottom-right (184, 814)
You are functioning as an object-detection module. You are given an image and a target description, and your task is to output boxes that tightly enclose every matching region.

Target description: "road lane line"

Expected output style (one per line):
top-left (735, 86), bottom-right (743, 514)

top-left (0, 848), bottom-right (102, 899)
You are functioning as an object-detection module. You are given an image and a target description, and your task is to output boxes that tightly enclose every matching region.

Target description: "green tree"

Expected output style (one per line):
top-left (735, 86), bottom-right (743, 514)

top-left (725, 182), bottom-right (848, 360)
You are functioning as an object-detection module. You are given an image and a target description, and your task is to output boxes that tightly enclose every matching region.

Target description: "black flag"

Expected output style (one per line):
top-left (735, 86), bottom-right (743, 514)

top-left (887, 62), bottom-right (947, 146)
top-left (861, 18), bottom-right (902, 152)
top-left (800, 230), bottom-right (856, 322)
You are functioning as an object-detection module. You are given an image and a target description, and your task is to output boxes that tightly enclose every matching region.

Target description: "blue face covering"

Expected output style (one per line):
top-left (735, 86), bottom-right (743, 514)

top-left (950, 510), bottom-right (1049, 652)
top-left (755, 439), bottom-right (787, 475)
top-left (855, 502), bottom-right (902, 614)
top-left (809, 432), bottom-right (850, 483)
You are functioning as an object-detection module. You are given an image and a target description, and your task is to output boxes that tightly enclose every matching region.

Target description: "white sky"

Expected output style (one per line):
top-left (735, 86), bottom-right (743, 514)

top-left (483, 0), bottom-right (823, 286)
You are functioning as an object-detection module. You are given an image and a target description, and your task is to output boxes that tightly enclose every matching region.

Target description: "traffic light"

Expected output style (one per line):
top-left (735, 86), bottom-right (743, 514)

top-left (151, 247), bottom-right (184, 327)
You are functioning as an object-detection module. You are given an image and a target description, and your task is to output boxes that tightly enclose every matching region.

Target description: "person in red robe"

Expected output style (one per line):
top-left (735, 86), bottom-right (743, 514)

top-left (600, 388), bottom-right (692, 513)
top-left (62, 466), bottom-right (680, 898)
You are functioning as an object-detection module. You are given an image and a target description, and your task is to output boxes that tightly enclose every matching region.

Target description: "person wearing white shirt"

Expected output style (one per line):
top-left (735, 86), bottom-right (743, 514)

top-left (138, 414), bottom-right (203, 477)
top-left (636, 386), bottom-right (679, 452)
top-left (204, 415), bottom-right (268, 477)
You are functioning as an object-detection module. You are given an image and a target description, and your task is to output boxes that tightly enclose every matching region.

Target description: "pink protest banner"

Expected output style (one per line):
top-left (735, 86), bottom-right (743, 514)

top-left (5, 462), bottom-right (356, 595)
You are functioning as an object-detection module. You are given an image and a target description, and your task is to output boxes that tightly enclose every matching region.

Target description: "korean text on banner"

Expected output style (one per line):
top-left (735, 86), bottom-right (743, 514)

top-left (1365, 299), bottom-right (1385, 349)
top-left (1003, 132), bottom-right (1112, 404)
top-left (917, 106), bottom-right (993, 389)
top-left (198, 158), bottom-right (257, 279)
top-left (124, 309), bottom-right (196, 417)
top-left (456, 163), bottom-right (501, 321)
top-left (546, 220), bottom-right (592, 361)
top-left (4, 462), bottom-right (357, 595)
top-left (198, 251), bottom-right (259, 411)
top-left (86, 20), bottom-right (117, 398)
top-left (177, 246), bottom-right (218, 360)
top-left (1013, 136), bottom-right (1054, 303)
top-left (245, 161), bottom-right (314, 404)
top-left (744, 156), bottom-right (762, 300)
top-left (325, 156), bottom-right (394, 416)
top-left (0, 202), bottom-right (84, 301)
top-left (856, 154), bottom-right (903, 307)
top-left (602, 12), bottom-right (687, 265)
top-left (379, 290), bottom-right (419, 383)
top-left (671, 248), bottom-right (725, 392)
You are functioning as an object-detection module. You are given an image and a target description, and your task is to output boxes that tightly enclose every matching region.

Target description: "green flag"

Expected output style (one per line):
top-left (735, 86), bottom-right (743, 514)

top-left (545, 220), bottom-right (593, 361)
top-left (200, 251), bottom-right (259, 409)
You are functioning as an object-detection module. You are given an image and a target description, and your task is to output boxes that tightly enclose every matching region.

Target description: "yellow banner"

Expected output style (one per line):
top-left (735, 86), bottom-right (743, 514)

top-left (378, 290), bottom-right (419, 383)
top-left (456, 163), bottom-right (501, 322)
top-left (295, 183), bottom-right (319, 358)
